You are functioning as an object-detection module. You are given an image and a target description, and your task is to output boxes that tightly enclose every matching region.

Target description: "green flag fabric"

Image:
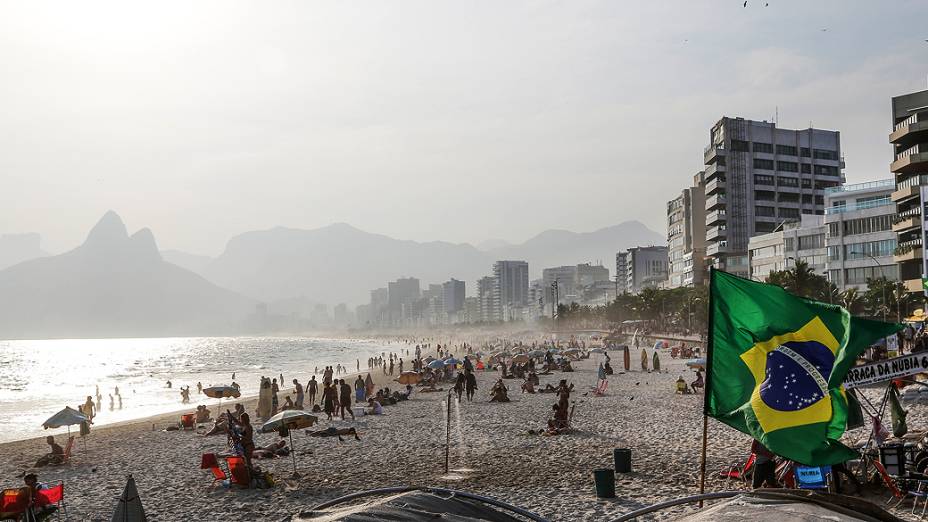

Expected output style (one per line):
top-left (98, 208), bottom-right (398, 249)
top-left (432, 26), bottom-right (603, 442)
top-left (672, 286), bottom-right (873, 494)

top-left (889, 384), bottom-right (908, 438)
top-left (705, 269), bottom-right (901, 466)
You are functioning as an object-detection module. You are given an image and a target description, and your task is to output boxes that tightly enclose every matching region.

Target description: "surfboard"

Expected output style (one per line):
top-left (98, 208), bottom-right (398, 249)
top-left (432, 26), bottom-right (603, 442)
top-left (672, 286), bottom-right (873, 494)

top-left (623, 345), bottom-right (630, 371)
top-left (641, 349), bottom-right (648, 371)
top-left (652, 352), bottom-right (661, 372)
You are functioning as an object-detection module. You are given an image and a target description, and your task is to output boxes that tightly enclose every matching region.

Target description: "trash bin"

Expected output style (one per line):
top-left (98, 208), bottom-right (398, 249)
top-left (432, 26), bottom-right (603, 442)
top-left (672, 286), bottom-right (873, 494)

top-left (614, 448), bottom-right (632, 473)
top-left (593, 468), bottom-right (616, 498)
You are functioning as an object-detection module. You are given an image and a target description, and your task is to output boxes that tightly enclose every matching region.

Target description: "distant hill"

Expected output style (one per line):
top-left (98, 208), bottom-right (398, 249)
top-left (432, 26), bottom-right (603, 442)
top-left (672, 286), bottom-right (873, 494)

top-left (205, 223), bottom-right (490, 305)
top-left (486, 221), bottom-right (664, 277)
top-left (204, 221), bottom-right (662, 304)
top-left (0, 212), bottom-right (254, 339)
top-left (161, 249), bottom-right (213, 274)
top-left (0, 233), bottom-right (47, 270)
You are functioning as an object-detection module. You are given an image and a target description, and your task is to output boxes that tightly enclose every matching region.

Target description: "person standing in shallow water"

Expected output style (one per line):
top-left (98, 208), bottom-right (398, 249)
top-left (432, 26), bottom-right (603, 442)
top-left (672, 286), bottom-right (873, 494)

top-left (308, 376), bottom-right (318, 405)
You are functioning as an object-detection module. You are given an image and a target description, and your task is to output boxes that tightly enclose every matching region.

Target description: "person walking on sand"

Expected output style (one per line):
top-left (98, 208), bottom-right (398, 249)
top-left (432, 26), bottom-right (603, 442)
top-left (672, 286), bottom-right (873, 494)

top-left (83, 396), bottom-right (96, 421)
top-left (322, 383), bottom-right (336, 420)
top-left (308, 375), bottom-right (318, 405)
top-left (355, 375), bottom-right (365, 403)
top-left (271, 378), bottom-right (280, 415)
top-left (465, 370), bottom-right (477, 401)
top-left (365, 373), bottom-right (375, 399)
top-left (293, 379), bottom-right (304, 409)
top-left (339, 379), bottom-right (354, 420)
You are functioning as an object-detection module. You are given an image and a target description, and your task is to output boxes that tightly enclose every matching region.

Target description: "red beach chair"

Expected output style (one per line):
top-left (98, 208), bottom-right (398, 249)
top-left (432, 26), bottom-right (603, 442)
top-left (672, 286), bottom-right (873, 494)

top-left (0, 488), bottom-right (31, 520)
top-left (225, 456), bottom-right (250, 487)
top-left (720, 453), bottom-right (755, 481)
top-left (35, 482), bottom-right (68, 519)
top-left (200, 453), bottom-right (227, 488)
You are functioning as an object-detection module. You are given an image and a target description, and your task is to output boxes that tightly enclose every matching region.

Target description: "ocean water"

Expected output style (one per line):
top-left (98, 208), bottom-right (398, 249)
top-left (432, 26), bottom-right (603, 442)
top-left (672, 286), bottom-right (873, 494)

top-left (0, 336), bottom-right (400, 443)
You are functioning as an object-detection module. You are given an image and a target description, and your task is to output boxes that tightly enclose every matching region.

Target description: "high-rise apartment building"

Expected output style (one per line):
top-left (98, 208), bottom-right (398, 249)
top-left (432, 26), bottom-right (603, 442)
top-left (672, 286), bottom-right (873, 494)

top-left (615, 252), bottom-right (628, 294)
top-left (824, 180), bottom-right (897, 291)
top-left (889, 89), bottom-right (928, 294)
top-left (442, 278), bottom-right (465, 314)
top-left (625, 246), bottom-right (668, 293)
top-left (387, 277), bottom-right (420, 323)
top-left (703, 117), bottom-right (844, 278)
top-left (477, 276), bottom-right (496, 322)
top-left (493, 260), bottom-right (529, 321)
top-left (667, 171), bottom-right (707, 288)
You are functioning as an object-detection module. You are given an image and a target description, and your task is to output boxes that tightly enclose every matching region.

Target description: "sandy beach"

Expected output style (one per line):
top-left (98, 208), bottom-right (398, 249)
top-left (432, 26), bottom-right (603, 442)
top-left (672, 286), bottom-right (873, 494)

top-left (1, 339), bottom-right (920, 521)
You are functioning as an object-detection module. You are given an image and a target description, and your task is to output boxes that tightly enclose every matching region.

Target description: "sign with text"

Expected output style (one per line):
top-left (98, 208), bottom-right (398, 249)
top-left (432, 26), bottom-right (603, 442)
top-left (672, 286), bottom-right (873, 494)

top-left (844, 353), bottom-right (928, 389)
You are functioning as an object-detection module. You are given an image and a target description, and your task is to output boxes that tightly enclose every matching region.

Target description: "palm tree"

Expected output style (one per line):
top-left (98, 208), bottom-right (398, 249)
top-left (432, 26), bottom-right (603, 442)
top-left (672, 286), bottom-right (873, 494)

top-left (840, 288), bottom-right (865, 316)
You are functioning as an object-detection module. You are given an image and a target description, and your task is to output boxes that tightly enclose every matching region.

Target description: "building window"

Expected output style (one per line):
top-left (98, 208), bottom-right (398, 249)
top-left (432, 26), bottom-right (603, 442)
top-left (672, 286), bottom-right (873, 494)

top-left (784, 237), bottom-right (795, 252)
top-left (801, 194), bottom-right (813, 204)
top-left (845, 265), bottom-right (899, 285)
top-left (843, 215), bottom-right (892, 236)
top-left (813, 149), bottom-right (839, 161)
top-left (801, 163), bottom-right (812, 174)
top-left (776, 144), bottom-right (798, 156)
top-left (754, 174), bottom-right (775, 185)
top-left (778, 176), bottom-right (799, 187)
top-left (731, 139), bottom-right (750, 152)
top-left (755, 190), bottom-right (775, 201)
top-left (827, 245), bottom-right (841, 261)
top-left (755, 206), bottom-right (776, 217)
top-left (755, 221), bottom-right (776, 233)
top-left (814, 165), bottom-right (839, 176)
top-left (777, 161), bottom-right (799, 172)
top-left (844, 239), bottom-right (897, 259)
top-left (800, 147), bottom-right (811, 158)
top-left (753, 142), bottom-right (774, 153)
top-left (779, 192), bottom-right (799, 203)
top-left (754, 158), bottom-right (775, 170)
top-left (799, 234), bottom-right (824, 250)
top-left (779, 207), bottom-right (800, 219)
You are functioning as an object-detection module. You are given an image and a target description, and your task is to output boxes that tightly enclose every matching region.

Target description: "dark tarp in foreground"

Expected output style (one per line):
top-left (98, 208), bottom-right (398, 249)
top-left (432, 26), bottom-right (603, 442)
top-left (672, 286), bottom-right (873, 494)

top-left (674, 490), bottom-right (902, 522)
top-left (295, 491), bottom-right (525, 522)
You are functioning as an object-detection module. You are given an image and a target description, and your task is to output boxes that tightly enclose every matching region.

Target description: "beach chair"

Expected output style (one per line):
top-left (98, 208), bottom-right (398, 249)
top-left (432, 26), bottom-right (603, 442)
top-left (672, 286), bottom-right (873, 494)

top-left (200, 453), bottom-right (228, 489)
top-left (225, 456), bottom-right (250, 487)
top-left (794, 465), bottom-right (831, 491)
top-left (720, 453), bottom-right (755, 482)
top-left (35, 481), bottom-right (68, 520)
top-left (180, 414), bottom-right (195, 430)
top-left (56, 436), bottom-right (75, 465)
top-left (0, 488), bottom-right (31, 521)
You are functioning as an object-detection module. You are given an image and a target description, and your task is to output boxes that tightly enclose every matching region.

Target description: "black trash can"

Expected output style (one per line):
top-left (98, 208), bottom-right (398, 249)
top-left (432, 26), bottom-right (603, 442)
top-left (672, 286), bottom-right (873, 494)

top-left (614, 448), bottom-right (631, 473)
top-left (593, 468), bottom-right (616, 498)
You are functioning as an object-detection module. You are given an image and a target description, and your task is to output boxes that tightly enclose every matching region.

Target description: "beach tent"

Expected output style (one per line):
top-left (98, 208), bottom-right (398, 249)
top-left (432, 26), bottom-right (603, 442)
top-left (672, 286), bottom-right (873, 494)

top-left (112, 475), bottom-right (146, 522)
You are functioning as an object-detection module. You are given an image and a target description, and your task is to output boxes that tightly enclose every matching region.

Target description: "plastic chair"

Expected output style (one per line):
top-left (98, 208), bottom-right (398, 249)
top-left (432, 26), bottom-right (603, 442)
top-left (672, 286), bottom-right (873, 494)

top-left (720, 453), bottom-right (755, 482)
top-left (60, 436), bottom-right (75, 464)
top-left (225, 456), bottom-right (250, 486)
top-left (180, 414), bottom-right (195, 430)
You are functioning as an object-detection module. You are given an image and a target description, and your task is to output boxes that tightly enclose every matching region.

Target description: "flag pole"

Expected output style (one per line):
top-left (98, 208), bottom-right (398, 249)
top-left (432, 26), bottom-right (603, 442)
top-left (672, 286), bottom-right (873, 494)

top-left (698, 268), bottom-right (716, 508)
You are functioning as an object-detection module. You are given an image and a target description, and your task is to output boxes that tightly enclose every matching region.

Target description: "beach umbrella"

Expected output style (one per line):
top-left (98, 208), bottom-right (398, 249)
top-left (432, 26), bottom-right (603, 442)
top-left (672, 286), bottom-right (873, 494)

top-left (511, 354), bottom-right (529, 364)
top-left (260, 410), bottom-right (318, 475)
top-left (424, 356), bottom-right (436, 363)
top-left (42, 406), bottom-right (88, 442)
top-left (685, 358), bottom-right (707, 369)
top-left (112, 474), bottom-right (146, 522)
top-left (202, 385), bottom-right (241, 417)
top-left (427, 359), bottom-right (445, 370)
top-left (528, 350), bottom-right (545, 358)
top-left (444, 357), bottom-right (459, 366)
top-left (396, 371), bottom-right (422, 385)
top-left (589, 348), bottom-right (606, 354)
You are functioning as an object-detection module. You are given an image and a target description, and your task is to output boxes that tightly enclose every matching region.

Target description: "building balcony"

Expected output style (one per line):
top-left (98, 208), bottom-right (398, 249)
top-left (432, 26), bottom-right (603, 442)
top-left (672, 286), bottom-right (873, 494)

top-left (706, 242), bottom-right (727, 257)
top-left (705, 193), bottom-right (726, 210)
top-left (704, 162), bottom-right (726, 181)
top-left (704, 145), bottom-right (726, 165)
top-left (892, 209), bottom-right (922, 233)
top-left (706, 210), bottom-right (726, 226)
top-left (895, 246), bottom-right (922, 263)
top-left (903, 278), bottom-right (924, 294)
top-left (705, 177), bottom-right (726, 195)
top-left (891, 143), bottom-right (928, 174)
top-left (706, 226), bottom-right (727, 241)
top-left (892, 174), bottom-right (928, 202)
top-left (890, 112), bottom-right (928, 145)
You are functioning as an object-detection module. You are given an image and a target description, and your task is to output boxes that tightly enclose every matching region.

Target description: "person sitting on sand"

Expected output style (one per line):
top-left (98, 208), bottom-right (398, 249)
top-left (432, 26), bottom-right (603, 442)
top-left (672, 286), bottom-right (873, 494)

top-left (490, 379), bottom-right (510, 402)
top-left (521, 378), bottom-right (536, 394)
top-left (560, 360), bottom-right (574, 372)
top-left (366, 398), bottom-right (384, 415)
top-left (24, 473), bottom-right (57, 521)
top-left (34, 436), bottom-right (64, 467)
top-left (691, 370), bottom-right (704, 393)
top-left (281, 395), bottom-right (295, 410)
top-left (195, 405), bottom-right (212, 424)
top-left (546, 403), bottom-right (570, 435)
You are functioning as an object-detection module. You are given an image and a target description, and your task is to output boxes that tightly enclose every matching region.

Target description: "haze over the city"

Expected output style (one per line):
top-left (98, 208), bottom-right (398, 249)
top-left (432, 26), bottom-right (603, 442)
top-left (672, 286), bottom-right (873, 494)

top-left (3, 1), bottom-right (927, 255)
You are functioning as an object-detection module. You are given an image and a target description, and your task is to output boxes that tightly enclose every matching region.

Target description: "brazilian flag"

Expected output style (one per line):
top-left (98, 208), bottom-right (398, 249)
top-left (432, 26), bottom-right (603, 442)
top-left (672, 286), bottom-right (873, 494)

top-left (705, 269), bottom-right (901, 465)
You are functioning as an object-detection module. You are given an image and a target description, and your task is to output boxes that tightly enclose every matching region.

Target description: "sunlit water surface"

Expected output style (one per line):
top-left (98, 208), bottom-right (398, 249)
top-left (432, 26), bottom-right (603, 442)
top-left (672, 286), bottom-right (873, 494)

top-left (0, 337), bottom-right (397, 443)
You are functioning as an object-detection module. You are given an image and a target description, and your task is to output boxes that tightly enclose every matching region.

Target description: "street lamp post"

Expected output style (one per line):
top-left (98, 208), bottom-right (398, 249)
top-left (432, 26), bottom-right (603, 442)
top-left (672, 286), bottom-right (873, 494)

top-left (852, 250), bottom-right (887, 322)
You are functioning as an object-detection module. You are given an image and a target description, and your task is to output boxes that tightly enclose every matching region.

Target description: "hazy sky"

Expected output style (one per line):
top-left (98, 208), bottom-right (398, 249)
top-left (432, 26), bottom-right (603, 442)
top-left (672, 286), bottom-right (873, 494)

top-left (2, 1), bottom-right (927, 255)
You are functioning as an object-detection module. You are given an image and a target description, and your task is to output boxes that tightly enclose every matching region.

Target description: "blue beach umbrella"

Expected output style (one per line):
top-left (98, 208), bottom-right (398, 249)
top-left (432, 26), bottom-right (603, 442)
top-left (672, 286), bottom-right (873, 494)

top-left (428, 359), bottom-right (445, 369)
